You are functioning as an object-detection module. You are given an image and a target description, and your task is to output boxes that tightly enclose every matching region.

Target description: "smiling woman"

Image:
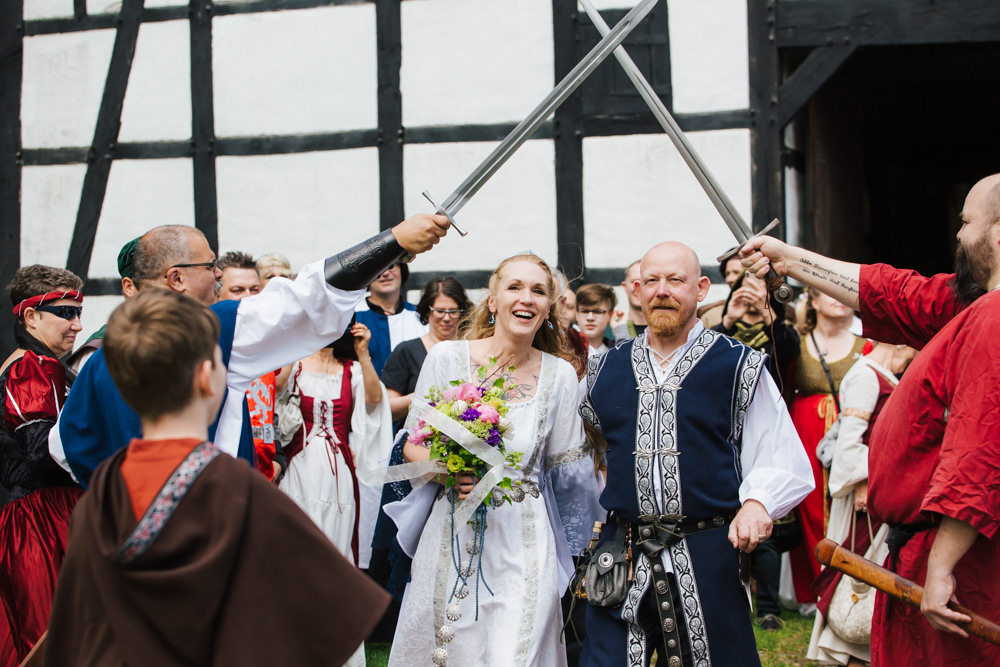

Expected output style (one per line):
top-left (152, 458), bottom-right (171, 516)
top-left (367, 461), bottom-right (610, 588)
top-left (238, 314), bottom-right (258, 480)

top-left (389, 253), bottom-right (603, 666)
top-left (1, 264), bottom-right (86, 664)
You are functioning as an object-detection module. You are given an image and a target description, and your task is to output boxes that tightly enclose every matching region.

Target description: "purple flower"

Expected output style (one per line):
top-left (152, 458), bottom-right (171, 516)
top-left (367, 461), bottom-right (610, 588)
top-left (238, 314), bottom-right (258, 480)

top-left (485, 428), bottom-right (502, 446)
top-left (461, 407), bottom-right (481, 422)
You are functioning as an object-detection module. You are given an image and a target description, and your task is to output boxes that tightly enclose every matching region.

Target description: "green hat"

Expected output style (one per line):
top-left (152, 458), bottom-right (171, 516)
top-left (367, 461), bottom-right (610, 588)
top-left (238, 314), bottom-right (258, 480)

top-left (117, 237), bottom-right (140, 279)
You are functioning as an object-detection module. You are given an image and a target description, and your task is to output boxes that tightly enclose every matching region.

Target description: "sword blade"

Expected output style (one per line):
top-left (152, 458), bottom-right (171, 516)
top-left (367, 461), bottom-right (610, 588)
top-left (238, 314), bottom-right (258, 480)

top-left (578, 0), bottom-right (750, 244)
top-left (433, 0), bottom-right (658, 225)
top-left (581, 0), bottom-right (794, 303)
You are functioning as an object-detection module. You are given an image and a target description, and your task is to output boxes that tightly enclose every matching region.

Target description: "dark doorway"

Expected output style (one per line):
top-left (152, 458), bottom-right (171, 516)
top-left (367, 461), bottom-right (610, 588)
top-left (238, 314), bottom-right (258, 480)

top-left (804, 42), bottom-right (1000, 276)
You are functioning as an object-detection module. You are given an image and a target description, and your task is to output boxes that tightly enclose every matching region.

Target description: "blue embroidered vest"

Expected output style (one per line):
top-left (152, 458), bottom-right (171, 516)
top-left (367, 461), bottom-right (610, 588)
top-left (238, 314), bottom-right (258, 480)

top-left (583, 329), bottom-right (765, 524)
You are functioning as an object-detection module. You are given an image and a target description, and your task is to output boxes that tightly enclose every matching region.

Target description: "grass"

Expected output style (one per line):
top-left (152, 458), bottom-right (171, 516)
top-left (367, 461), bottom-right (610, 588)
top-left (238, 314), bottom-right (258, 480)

top-left (364, 610), bottom-right (817, 666)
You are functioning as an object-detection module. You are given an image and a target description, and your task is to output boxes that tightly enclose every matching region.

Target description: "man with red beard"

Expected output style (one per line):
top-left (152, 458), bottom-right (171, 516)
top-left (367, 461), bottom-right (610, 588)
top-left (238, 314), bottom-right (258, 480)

top-left (740, 173), bottom-right (1000, 665)
top-left (579, 242), bottom-right (812, 666)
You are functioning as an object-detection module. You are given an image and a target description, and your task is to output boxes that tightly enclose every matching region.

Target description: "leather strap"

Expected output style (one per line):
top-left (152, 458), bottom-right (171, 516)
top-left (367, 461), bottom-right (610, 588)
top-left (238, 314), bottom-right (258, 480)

top-left (636, 539), bottom-right (684, 667)
top-left (323, 228), bottom-right (406, 291)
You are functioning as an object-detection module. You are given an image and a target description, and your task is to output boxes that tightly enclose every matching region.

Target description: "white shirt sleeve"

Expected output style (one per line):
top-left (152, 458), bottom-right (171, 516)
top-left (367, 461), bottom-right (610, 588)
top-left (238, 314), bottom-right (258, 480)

top-left (828, 363), bottom-right (881, 497)
top-left (738, 372), bottom-right (815, 519)
top-left (225, 259), bottom-right (365, 391)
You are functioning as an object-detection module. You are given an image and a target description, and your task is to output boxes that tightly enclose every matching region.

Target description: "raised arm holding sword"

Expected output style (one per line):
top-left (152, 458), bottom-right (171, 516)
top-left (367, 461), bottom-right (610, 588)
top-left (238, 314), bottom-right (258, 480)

top-left (741, 173), bottom-right (1000, 664)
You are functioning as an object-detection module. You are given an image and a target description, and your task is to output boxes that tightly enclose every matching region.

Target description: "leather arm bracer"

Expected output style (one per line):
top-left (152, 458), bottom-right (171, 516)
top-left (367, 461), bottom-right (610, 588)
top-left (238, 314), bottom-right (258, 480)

top-left (323, 229), bottom-right (405, 291)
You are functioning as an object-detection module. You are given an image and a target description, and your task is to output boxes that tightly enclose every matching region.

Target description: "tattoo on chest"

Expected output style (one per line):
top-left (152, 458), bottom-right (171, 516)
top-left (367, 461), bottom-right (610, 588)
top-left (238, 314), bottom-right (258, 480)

top-left (800, 257), bottom-right (859, 295)
top-left (470, 361), bottom-right (539, 401)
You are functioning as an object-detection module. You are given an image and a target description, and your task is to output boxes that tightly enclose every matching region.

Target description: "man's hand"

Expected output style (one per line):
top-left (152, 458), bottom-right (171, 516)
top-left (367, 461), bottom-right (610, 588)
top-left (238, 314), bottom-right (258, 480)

top-left (740, 236), bottom-right (793, 280)
top-left (921, 571), bottom-right (971, 637)
top-left (728, 499), bottom-right (772, 553)
top-left (921, 516), bottom-right (978, 636)
top-left (392, 214), bottom-right (450, 254)
top-left (853, 481), bottom-right (868, 513)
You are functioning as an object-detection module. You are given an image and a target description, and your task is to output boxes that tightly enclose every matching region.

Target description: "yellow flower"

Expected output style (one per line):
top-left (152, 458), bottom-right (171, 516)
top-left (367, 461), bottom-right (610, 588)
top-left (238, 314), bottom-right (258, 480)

top-left (446, 454), bottom-right (465, 473)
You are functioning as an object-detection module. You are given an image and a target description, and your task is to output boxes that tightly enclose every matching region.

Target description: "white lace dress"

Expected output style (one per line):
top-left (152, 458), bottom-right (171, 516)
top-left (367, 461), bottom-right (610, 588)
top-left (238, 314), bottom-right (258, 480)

top-left (387, 341), bottom-right (603, 667)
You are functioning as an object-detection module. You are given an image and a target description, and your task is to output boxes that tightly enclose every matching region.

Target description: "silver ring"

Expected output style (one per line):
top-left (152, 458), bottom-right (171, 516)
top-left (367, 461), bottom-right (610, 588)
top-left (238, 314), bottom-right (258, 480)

top-left (757, 533), bottom-right (767, 539)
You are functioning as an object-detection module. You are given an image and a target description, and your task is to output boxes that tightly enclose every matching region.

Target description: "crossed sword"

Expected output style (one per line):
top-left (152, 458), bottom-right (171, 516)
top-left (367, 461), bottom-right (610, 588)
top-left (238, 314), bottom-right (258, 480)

top-left (422, 0), bottom-right (793, 302)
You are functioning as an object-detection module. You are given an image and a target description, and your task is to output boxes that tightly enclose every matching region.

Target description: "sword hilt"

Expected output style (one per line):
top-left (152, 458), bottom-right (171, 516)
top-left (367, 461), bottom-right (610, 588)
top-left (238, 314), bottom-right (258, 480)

top-left (422, 190), bottom-right (468, 237)
top-left (715, 218), bottom-right (794, 304)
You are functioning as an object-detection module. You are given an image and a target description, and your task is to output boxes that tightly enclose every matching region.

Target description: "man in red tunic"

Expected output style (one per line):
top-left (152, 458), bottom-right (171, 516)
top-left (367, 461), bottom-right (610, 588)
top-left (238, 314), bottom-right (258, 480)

top-left (739, 173), bottom-right (1000, 665)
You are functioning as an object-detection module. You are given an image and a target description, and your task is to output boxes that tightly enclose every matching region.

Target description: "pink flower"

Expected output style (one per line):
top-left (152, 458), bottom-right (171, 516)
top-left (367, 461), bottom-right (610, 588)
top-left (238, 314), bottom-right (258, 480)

top-left (407, 427), bottom-right (431, 447)
top-left (479, 404), bottom-right (500, 424)
top-left (443, 383), bottom-right (481, 403)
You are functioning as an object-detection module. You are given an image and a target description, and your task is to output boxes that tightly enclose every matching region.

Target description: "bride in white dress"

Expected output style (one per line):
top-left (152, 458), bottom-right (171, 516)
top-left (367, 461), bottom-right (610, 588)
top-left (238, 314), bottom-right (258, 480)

top-left (386, 254), bottom-right (603, 667)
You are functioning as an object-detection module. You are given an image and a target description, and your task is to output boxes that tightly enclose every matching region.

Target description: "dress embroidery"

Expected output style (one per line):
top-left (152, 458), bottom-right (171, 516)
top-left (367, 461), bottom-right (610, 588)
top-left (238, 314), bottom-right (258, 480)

top-left (113, 441), bottom-right (220, 564)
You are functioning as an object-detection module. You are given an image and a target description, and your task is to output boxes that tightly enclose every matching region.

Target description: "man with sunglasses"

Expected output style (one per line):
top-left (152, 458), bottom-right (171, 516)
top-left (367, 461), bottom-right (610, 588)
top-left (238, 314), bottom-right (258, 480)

top-left (50, 215), bottom-right (450, 488)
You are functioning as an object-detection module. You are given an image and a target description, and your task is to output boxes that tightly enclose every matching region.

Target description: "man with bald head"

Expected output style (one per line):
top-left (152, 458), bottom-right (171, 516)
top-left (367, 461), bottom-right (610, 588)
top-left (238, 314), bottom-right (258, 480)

top-left (580, 242), bottom-right (812, 666)
top-left (741, 173), bottom-right (1000, 665)
top-left (51, 216), bottom-right (449, 486)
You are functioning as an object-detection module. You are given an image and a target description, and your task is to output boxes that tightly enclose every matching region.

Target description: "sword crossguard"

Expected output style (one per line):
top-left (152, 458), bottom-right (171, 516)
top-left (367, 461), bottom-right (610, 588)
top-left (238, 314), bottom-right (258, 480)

top-left (422, 190), bottom-right (468, 238)
top-left (715, 218), bottom-right (794, 304)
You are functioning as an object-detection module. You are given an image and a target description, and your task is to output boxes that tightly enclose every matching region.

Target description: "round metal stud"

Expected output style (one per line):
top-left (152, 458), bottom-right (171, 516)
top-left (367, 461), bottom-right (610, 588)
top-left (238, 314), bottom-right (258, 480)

top-left (446, 603), bottom-right (462, 622)
top-left (653, 564), bottom-right (663, 573)
top-left (655, 580), bottom-right (668, 595)
top-left (642, 528), bottom-right (652, 538)
top-left (455, 586), bottom-right (469, 600)
top-left (713, 515), bottom-right (725, 526)
top-left (696, 521), bottom-right (706, 530)
top-left (661, 601), bottom-right (671, 610)
top-left (510, 486), bottom-right (526, 503)
top-left (663, 618), bottom-right (675, 632)
top-left (667, 639), bottom-right (677, 649)
top-left (437, 624), bottom-right (455, 643)
top-left (432, 647), bottom-right (449, 666)
top-left (598, 552), bottom-right (615, 568)
top-left (668, 656), bottom-right (681, 667)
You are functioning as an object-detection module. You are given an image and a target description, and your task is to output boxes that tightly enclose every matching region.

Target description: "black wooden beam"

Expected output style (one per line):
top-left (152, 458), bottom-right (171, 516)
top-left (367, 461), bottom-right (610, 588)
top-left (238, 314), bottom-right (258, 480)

top-left (776, 43), bottom-right (856, 128)
top-left (775, 0), bottom-right (1000, 49)
top-left (25, 0), bottom-right (374, 36)
top-left (375, 0), bottom-right (403, 232)
top-left (73, 0), bottom-right (86, 19)
top-left (190, 0), bottom-right (218, 250)
top-left (747, 0), bottom-right (784, 235)
top-left (552, 0), bottom-right (586, 284)
top-left (0, 0), bottom-right (23, 356)
top-left (65, 0), bottom-right (144, 280)
top-left (582, 109), bottom-right (750, 136)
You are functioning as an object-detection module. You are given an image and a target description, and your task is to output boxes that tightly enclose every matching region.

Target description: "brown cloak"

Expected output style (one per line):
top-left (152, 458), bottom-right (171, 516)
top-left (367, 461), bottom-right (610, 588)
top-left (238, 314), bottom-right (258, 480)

top-left (44, 445), bottom-right (388, 666)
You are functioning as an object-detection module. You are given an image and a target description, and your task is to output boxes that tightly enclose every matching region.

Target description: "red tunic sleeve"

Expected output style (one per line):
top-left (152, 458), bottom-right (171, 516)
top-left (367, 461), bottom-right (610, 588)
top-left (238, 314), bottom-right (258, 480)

top-left (3, 350), bottom-right (66, 432)
top-left (859, 264), bottom-right (964, 349)
top-left (921, 292), bottom-right (1000, 538)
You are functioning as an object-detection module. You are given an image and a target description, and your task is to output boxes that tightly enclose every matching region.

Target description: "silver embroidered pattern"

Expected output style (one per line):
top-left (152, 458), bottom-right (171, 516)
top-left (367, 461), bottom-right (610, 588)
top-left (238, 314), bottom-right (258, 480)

top-left (622, 553), bottom-right (651, 666)
top-left (731, 348), bottom-right (765, 446)
top-left (544, 439), bottom-right (593, 471)
top-left (626, 622), bottom-right (648, 667)
top-left (669, 540), bottom-right (711, 666)
top-left (580, 353), bottom-right (607, 428)
top-left (513, 487), bottom-right (539, 665)
top-left (520, 353), bottom-right (557, 475)
top-left (631, 334), bottom-right (659, 518)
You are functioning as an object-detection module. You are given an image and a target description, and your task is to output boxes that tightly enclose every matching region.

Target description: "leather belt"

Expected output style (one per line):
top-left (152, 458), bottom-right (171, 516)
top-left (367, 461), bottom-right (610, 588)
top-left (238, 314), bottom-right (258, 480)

top-left (631, 511), bottom-right (737, 666)
top-left (886, 520), bottom-right (935, 560)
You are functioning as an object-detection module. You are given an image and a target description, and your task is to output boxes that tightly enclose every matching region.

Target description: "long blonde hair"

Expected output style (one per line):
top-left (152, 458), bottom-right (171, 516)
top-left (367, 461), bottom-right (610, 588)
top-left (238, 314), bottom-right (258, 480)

top-left (462, 254), bottom-right (578, 369)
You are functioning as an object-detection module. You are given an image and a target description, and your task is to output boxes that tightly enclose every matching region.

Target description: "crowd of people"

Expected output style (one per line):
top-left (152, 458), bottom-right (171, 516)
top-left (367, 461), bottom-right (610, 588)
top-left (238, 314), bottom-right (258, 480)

top-left (1, 173), bottom-right (999, 666)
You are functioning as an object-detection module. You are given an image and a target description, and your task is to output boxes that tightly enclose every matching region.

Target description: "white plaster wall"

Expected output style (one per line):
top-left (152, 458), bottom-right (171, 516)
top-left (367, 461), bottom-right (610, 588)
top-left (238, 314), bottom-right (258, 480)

top-left (118, 20), bottom-right (192, 142)
top-left (216, 149), bottom-right (381, 271)
top-left (401, 0), bottom-right (554, 127)
top-left (78, 295), bottom-right (124, 345)
top-left (24, 0), bottom-right (73, 20)
top-left (213, 6), bottom-right (377, 137)
top-left (92, 158), bottom-right (196, 276)
top-left (402, 139), bottom-right (558, 273)
top-left (21, 29), bottom-right (115, 149)
top-left (21, 165), bottom-right (87, 269)
top-left (583, 129), bottom-right (751, 271)
top-left (668, 0), bottom-right (749, 113)
top-left (87, 0), bottom-right (185, 14)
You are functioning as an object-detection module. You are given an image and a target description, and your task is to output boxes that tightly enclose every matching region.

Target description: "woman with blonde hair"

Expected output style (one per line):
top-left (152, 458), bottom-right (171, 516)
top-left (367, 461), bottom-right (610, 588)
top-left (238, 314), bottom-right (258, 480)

top-left (387, 253), bottom-right (602, 666)
top-left (787, 287), bottom-right (871, 607)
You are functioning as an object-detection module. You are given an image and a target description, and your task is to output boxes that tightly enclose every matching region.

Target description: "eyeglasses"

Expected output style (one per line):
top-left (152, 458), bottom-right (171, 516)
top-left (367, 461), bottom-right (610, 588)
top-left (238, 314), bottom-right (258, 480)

top-left (166, 259), bottom-right (218, 277)
top-left (35, 304), bottom-right (83, 321)
top-left (578, 308), bottom-right (609, 316)
top-left (429, 307), bottom-right (462, 318)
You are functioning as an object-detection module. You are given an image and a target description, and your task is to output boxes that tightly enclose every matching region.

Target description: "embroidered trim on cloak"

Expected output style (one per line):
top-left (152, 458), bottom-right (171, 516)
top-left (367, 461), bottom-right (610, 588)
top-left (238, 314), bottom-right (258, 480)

top-left (113, 441), bottom-right (220, 564)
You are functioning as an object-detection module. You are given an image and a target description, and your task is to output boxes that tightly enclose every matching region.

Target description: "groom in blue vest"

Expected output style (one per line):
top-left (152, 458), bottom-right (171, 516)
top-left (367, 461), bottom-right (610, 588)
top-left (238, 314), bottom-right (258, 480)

top-left (580, 241), bottom-right (812, 667)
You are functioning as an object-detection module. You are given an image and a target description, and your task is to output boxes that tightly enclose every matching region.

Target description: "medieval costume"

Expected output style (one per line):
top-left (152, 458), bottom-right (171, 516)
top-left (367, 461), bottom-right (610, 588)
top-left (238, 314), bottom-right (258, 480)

top-left (1, 294), bottom-right (84, 666)
top-left (356, 299), bottom-right (426, 376)
top-left (44, 438), bottom-right (389, 666)
top-left (787, 334), bottom-right (869, 603)
top-left (859, 264), bottom-right (1000, 665)
top-left (386, 341), bottom-right (603, 666)
top-left (278, 358), bottom-right (392, 568)
top-left (580, 325), bottom-right (813, 666)
top-left (808, 355), bottom-right (896, 664)
top-left (50, 229), bottom-right (409, 487)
